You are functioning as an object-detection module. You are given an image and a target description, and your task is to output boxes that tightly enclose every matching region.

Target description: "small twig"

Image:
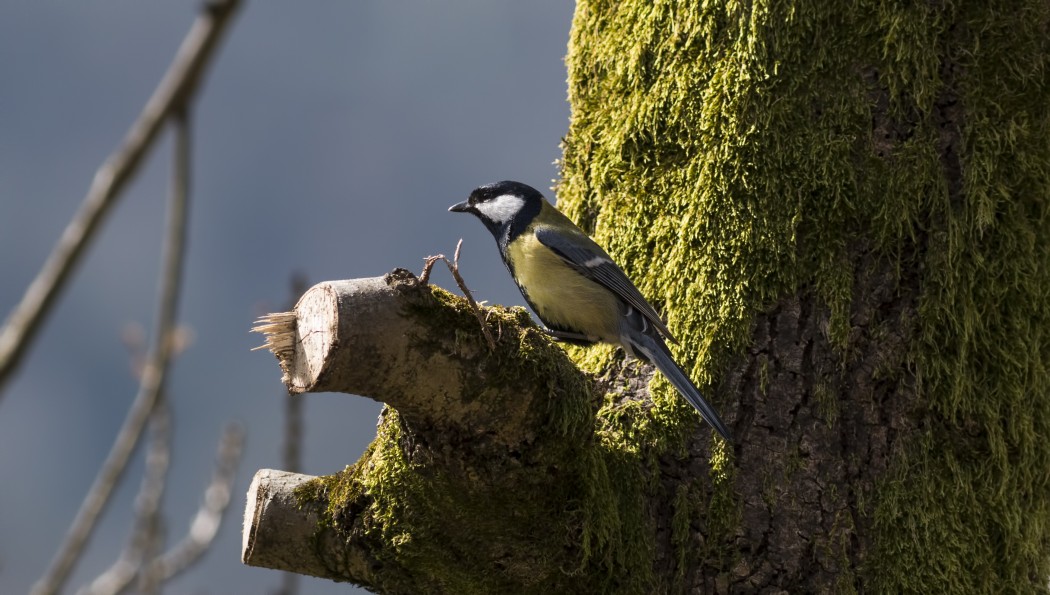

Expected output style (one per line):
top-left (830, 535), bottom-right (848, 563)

top-left (136, 407), bottom-right (170, 595)
top-left (420, 239), bottom-right (497, 350)
top-left (76, 400), bottom-right (172, 595)
top-left (140, 423), bottom-right (244, 585)
top-left (418, 255), bottom-right (442, 285)
top-left (81, 423), bottom-right (245, 595)
top-left (136, 400), bottom-right (171, 595)
top-left (0, 0), bottom-right (241, 400)
top-left (486, 309), bottom-right (505, 343)
top-left (446, 240), bottom-right (498, 350)
top-left (453, 238), bottom-right (464, 268)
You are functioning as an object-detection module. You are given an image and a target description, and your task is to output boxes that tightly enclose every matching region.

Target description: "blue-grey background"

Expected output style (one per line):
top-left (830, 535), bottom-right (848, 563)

top-left (0, 2), bottom-right (574, 593)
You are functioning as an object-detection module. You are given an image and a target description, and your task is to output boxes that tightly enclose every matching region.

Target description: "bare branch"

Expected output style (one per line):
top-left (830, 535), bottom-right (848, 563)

top-left (141, 423), bottom-right (245, 585)
top-left (76, 401), bottom-right (173, 595)
top-left (131, 399), bottom-right (171, 595)
top-left (0, 0), bottom-right (241, 399)
top-left (31, 106), bottom-right (196, 595)
top-left (76, 421), bottom-right (244, 595)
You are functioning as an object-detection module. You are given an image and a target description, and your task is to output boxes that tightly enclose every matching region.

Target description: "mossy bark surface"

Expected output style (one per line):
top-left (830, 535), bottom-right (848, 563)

top-left (558, 0), bottom-right (1050, 592)
top-left (295, 1), bottom-right (1050, 592)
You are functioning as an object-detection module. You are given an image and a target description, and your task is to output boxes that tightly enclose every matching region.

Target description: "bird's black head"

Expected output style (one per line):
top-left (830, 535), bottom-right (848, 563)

top-left (449, 180), bottom-right (544, 240)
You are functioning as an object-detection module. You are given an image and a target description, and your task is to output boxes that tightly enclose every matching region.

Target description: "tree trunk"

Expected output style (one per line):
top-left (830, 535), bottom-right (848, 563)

top-left (248, 1), bottom-right (1050, 592)
top-left (558, 0), bottom-right (1050, 591)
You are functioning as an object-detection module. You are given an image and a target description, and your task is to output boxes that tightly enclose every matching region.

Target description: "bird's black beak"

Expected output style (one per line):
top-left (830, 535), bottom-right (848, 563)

top-left (448, 200), bottom-right (472, 213)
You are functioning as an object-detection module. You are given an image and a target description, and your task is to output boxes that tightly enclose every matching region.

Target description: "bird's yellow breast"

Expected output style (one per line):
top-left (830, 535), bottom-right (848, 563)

top-left (506, 226), bottom-right (621, 342)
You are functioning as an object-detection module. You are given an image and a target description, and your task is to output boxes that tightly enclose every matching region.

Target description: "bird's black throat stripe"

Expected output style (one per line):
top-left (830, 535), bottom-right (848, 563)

top-left (500, 197), bottom-right (542, 248)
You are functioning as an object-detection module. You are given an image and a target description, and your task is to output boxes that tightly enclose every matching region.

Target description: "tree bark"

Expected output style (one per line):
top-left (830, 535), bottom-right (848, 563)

top-left (242, 470), bottom-right (349, 582)
top-left (247, 1), bottom-right (1050, 592)
top-left (556, 0), bottom-right (1050, 592)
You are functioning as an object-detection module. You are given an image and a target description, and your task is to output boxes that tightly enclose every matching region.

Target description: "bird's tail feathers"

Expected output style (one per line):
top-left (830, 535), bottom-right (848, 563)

top-left (628, 334), bottom-right (733, 442)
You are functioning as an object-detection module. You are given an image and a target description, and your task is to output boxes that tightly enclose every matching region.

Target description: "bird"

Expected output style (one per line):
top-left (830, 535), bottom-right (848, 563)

top-left (449, 180), bottom-right (732, 442)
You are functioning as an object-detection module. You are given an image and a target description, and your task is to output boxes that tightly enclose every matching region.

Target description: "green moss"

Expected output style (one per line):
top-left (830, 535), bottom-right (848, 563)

top-left (670, 483), bottom-right (694, 590)
top-left (757, 354), bottom-right (769, 396)
top-left (702, 438), bottom-right (740, 571)
top-left (298, 409), bottom-right (665, 593)
top-left (827, 499), bottom-right (858, 595)
top-left (561, 342), bottom-right (619, 377)
top-left (562, 0), bottom-right (1050, 590)
top-left (407, 283), bottom-right (596, 439)
top-left (813, 380), bottom-right (837, 427)
top-left (300, 409), bottom-right (567, 592)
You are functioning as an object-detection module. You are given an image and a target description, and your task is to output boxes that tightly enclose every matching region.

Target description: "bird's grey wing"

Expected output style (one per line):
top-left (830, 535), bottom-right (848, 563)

top-left (535, 226), bottom-right (677, 343)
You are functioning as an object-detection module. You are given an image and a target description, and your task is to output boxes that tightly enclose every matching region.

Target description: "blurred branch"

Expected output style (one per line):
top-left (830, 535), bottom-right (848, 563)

top-left (32, 106), bottom-right (195, 595)
top-left (281, 370), bottom-right (304, 473)
top-left (77, 422), bottom-right (245, 595)
top-left (76, 400), bottom-right (172, 595)
top-left (140, 423), bottom-right (245, 587)
top-left (0, 0), bottom-right (241, 400)
top-left (135, 401), bottom-right (171, 595)
top-left (281, 273), bottom-right (309, 477)
top-left (277, 273), bottom-right (308, 595)
top-left (136, 399), bottom-right (172, 595)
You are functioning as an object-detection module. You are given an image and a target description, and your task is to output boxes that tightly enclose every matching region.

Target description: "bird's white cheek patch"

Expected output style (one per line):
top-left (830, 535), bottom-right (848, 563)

top-left (476, 194), bottom-right (525, 224)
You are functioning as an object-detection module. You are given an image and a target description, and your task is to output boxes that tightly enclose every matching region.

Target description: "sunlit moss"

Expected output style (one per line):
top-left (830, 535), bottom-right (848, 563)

top-left (560, 0), bottom-right (1050, 591)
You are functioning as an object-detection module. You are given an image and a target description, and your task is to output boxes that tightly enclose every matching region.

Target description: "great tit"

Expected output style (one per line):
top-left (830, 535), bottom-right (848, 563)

top-left (449, 180), bottom-right (732, 442)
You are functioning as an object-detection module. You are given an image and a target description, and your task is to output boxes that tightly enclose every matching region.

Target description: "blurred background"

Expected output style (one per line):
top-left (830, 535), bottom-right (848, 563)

top-left (0, 2), bottom-right (574, 593)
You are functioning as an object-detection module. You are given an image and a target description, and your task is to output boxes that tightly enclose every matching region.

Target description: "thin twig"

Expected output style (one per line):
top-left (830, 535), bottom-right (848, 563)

top-left (140, 423), bottom-right (245, 584)
top-left (78, 424), bottom-right (245, 595)
top-left (136, 399), bottom-right (171, 595)
top-left (75, 399), bottom-right (172, 595)
top-left (420, 239), bottom-right (497, 350)
top-left (0, 0), bottom-right (241, 400)
top-left (31, 106), bottom-right (195, 595)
